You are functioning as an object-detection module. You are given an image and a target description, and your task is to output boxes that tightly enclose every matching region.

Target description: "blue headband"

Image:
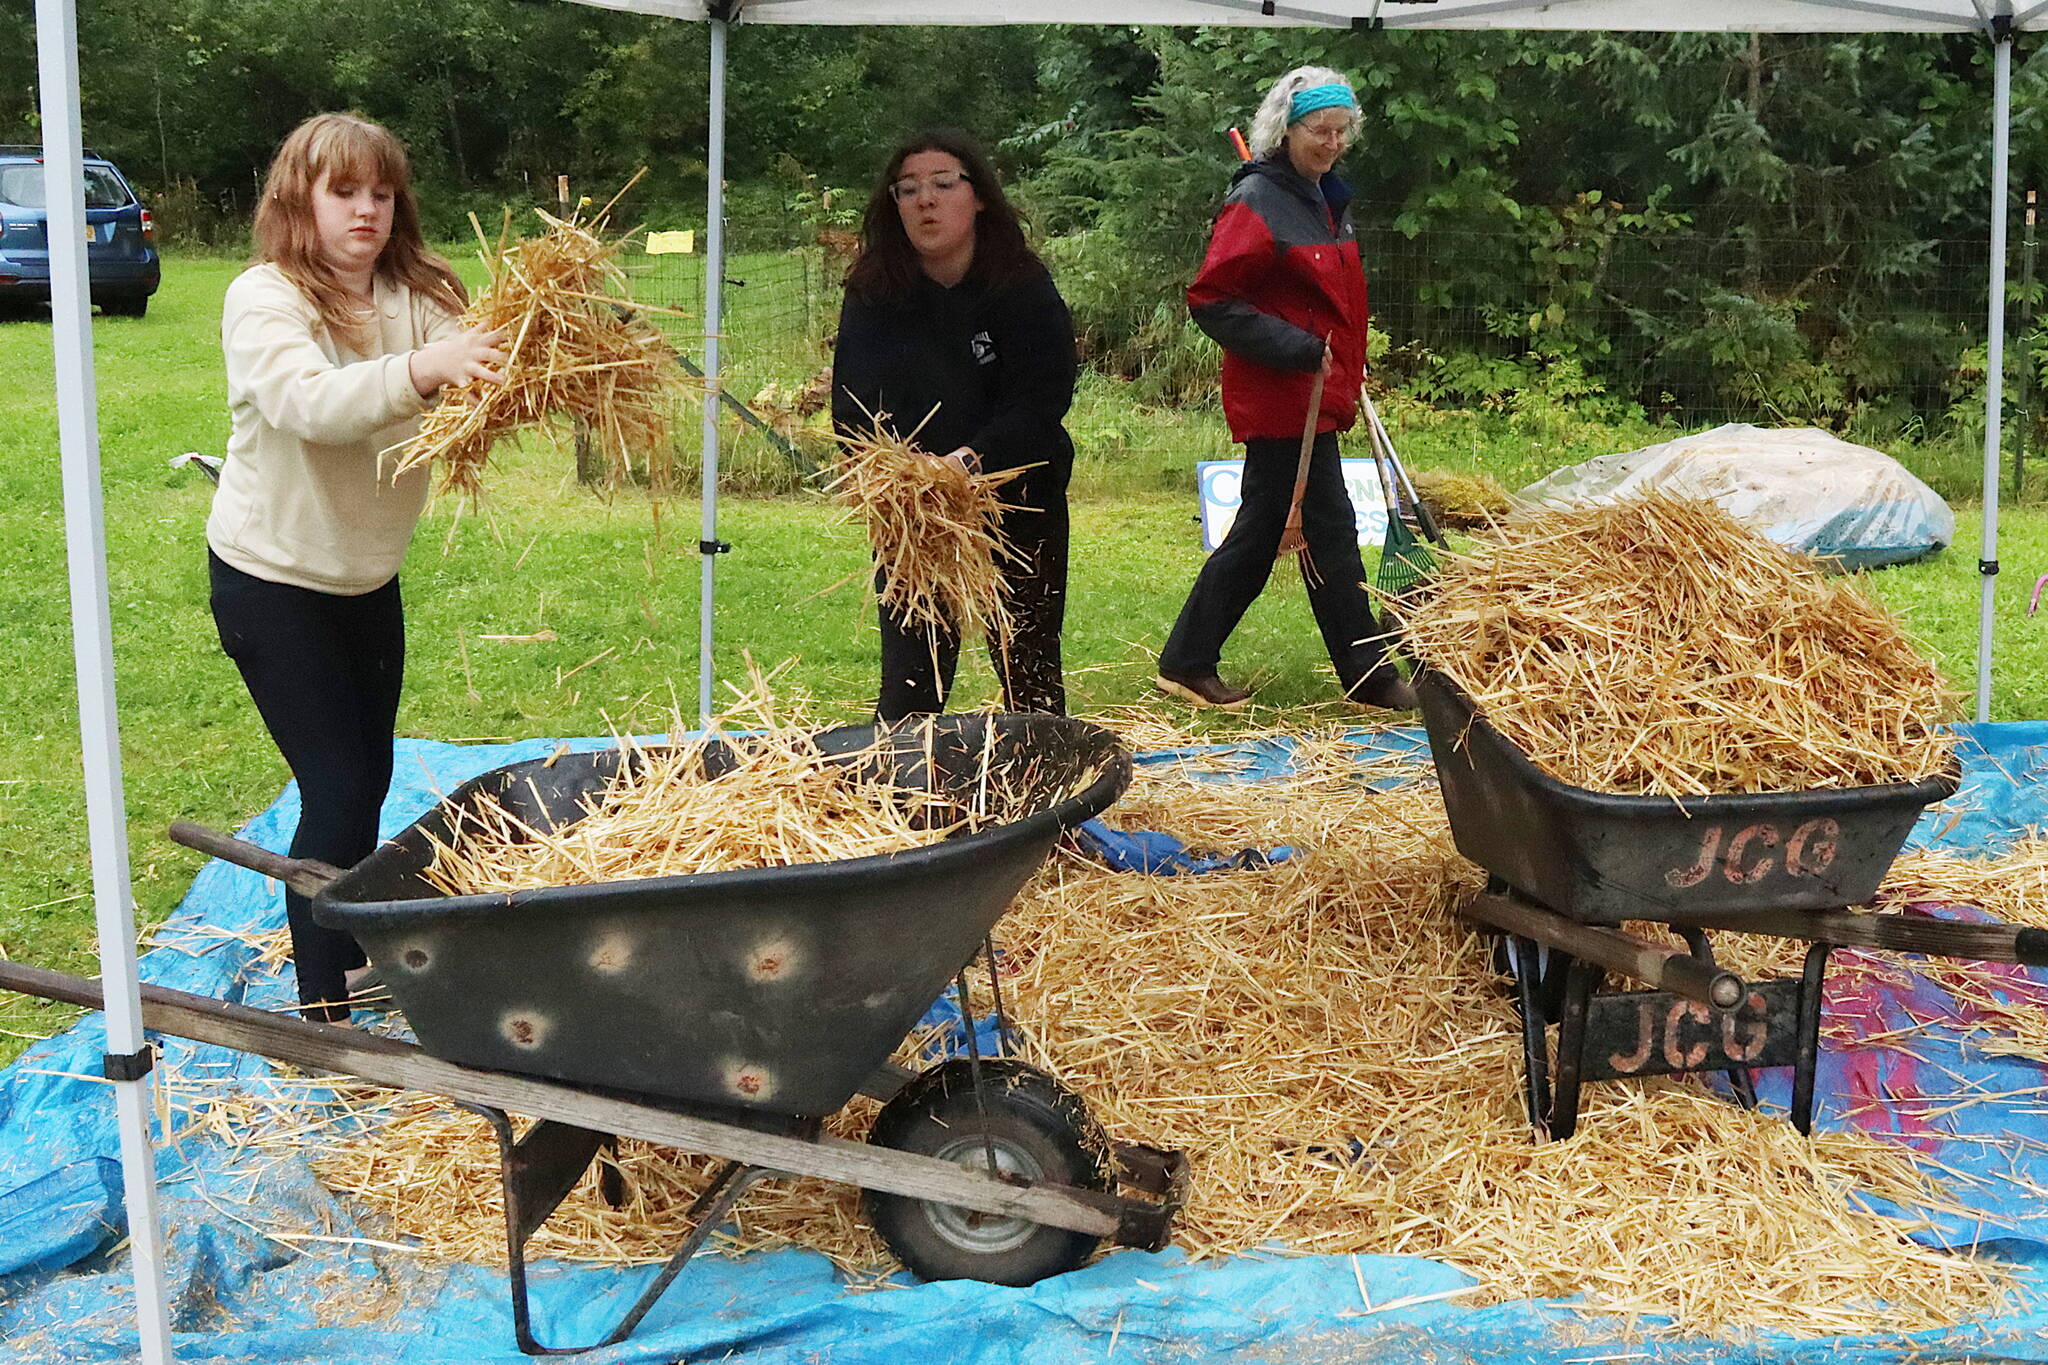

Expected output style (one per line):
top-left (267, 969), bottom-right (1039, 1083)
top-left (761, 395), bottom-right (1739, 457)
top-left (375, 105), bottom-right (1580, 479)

top-left (1288, 83), bottom-right (1357, 125)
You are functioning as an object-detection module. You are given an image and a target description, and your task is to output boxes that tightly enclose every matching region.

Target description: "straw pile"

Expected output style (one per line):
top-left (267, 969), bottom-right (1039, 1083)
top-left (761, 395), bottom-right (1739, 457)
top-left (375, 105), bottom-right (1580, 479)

top-left (1401, 494), bottom-right (1960, 796)
top-left (992, 735), bottom-right (2003, 1332)
top-left (418, 724), bottom-right (1082, 899)
top-left (1410, 468), bottom-right (1514, 528)
top-left (215, 714), bottom-right (2011, 1336)
top-left (1866, 840), bottom-right (2048, 1064)
top-left (391, 184), bottom-right (691, 499)
top-left (420, 733), bottom-right (967, 896)
top-left (825, 412), bottom-right (1024, 642)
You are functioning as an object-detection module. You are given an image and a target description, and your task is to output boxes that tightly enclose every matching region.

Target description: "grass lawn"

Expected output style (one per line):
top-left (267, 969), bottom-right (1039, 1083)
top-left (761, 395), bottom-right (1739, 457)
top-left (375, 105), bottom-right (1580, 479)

top-left (3, 250), bottom-right (2046, 1055)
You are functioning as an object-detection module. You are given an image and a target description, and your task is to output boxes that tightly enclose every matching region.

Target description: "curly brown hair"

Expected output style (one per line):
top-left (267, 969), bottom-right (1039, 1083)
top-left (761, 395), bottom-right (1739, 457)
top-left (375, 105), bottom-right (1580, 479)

top-left (251, 113), bottom-right (466, 340)
top-left (844, 128), bottom-right (1042, 304)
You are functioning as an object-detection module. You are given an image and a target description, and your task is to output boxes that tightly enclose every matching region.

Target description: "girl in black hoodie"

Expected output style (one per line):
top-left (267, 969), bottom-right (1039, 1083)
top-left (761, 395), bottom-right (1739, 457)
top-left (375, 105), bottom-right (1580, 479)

top-left (832, 128), bottom-right (1078, 724)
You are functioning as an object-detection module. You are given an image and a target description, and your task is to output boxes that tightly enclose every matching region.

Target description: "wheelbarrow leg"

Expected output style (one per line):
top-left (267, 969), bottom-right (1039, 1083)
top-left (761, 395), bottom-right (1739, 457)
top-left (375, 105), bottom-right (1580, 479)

top-left (1791, 942), bottom-right (1834, 1137)
top-left (474, 1106), bottom-right (771, 1355)
top-left (1548, 957), bottom-right (1603, 1143)
top-left (592, 1159), bottom-right (770, 1350)
top-left (1509, 934), bottom-right (1554, 1142)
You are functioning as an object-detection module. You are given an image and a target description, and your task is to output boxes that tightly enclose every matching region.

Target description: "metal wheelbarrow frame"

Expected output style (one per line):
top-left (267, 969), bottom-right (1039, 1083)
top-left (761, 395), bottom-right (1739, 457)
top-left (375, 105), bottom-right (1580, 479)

top-left (5, 714), bottom-right (1186, 1354)
top-left (1412, 668), bottom-right (2048, 1141)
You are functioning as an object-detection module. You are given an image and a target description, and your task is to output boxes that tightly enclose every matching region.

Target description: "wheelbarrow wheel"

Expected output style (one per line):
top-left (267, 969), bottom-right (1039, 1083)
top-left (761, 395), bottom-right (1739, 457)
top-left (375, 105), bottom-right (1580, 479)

top-left (865, 1057), bottom-right (1109, 1286)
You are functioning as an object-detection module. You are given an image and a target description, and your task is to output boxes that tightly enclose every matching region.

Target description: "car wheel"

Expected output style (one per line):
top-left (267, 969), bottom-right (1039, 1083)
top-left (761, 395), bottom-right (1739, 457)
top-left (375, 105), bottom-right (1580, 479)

top-left (101, 294), bottom-right (148, 318)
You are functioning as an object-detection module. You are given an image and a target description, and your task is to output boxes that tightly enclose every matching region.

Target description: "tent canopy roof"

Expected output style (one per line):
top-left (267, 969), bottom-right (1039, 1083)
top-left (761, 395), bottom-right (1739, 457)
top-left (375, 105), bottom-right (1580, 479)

top-left (568, 0), bottom-right (2038, 35)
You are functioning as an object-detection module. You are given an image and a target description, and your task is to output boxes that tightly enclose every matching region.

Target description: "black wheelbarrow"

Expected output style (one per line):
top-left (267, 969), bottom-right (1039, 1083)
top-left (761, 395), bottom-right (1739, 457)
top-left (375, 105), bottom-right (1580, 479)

top-left (139, 712), bottom-right (1187, 1354)
top-left (1409, 668), bottom-right (2048, 1141)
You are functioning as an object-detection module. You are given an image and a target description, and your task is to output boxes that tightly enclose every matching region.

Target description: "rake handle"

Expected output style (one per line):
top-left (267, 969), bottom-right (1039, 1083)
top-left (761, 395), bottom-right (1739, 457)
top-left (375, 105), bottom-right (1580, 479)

top-left (168, 821), bottom-right (343, 899)
top-left (1277, 342), bottom-right (1329, 560)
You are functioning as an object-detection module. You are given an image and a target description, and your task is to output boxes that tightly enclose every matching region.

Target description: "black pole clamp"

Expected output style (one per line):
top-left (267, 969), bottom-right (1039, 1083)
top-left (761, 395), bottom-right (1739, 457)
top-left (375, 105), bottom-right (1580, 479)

top-left (699, 539), bottom-right (732, 556)
top-left (1994, 13), bottom-right (2014, 42)
top-left (1982, 559), bottom-right (2002, 577)
top-left (103, 1043), bottom-right (156, 1083)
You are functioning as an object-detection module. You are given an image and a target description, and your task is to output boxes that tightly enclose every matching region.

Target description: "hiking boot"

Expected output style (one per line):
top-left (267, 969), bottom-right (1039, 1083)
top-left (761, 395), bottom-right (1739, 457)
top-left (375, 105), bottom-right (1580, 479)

top-left (1155, 670), bottom-right (1252, 711)
top-left (1344, 672), bottom-right (1420, 712)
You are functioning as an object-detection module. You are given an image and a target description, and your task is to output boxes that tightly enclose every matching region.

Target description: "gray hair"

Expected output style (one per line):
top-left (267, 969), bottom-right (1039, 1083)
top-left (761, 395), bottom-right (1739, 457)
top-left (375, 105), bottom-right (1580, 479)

top-left (1248, 65), bottom-right (1361, 157)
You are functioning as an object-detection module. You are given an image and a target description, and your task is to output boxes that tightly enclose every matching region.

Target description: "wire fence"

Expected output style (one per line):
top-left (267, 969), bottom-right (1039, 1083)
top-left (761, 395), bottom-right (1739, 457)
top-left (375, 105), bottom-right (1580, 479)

top-left (618, 208), bottom-right (2043, 493)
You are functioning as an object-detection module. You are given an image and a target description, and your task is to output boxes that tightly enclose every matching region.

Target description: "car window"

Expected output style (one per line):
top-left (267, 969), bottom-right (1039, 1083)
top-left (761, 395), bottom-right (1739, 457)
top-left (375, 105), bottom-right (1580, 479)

top-left (0, 165), bottom-right (133, 210)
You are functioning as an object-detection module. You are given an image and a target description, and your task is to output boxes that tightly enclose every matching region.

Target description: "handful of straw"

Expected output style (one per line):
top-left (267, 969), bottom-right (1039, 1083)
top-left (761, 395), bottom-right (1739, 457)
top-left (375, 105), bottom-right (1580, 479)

top-left (825, 411), bottom-right (1024, 642)
top-left (1401, 494), bottom-right (1960, 796)
top-left (391, 176), bottom-right (691, 500)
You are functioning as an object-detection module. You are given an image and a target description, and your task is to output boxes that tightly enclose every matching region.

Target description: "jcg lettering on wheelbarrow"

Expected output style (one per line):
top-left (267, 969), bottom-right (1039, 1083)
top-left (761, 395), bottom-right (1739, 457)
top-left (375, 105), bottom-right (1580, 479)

top-left (1664, 818), bottom-right (1840, 889)
top-left (1581, 978), bottom-right (1804, 1083)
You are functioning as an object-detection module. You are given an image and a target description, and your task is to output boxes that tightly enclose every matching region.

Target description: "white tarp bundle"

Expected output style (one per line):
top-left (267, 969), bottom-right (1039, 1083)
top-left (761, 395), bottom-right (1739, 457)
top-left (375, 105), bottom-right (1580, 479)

top-left (1519, 423), bottom-right (1957, 570)
top-left (570, 0), bottom-right (2041, 34)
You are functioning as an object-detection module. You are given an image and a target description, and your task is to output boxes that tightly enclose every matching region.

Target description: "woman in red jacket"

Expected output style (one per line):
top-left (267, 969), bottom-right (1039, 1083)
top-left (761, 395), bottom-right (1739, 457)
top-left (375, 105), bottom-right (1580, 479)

top-left (1155, 67), bottom-right (1414, 713)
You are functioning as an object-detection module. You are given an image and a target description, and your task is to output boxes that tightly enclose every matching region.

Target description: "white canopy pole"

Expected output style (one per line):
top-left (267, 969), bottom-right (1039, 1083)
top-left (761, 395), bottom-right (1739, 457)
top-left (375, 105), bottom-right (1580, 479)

top-left (33, 1), bottom-right (175, 1359)
top-left (1977, 19), bottom-right (2013, 722)
top-left (697, 5), bottom-right (732, 725)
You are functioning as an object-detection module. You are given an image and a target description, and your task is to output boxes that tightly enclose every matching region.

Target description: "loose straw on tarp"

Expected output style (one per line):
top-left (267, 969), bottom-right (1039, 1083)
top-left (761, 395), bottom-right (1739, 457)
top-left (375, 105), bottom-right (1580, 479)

top-left (207, 714), bottom-right (2008, 1336)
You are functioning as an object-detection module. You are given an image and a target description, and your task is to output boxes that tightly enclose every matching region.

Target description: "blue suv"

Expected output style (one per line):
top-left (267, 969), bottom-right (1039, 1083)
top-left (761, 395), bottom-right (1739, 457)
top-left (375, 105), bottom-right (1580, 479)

top-left (0, 147), bottom-right (161, 317)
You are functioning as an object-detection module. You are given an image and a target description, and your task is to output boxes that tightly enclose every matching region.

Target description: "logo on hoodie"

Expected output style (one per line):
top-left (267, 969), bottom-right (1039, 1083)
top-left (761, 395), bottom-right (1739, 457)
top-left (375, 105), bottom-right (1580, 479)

top-left (970, 331), bottom-right (996, 365)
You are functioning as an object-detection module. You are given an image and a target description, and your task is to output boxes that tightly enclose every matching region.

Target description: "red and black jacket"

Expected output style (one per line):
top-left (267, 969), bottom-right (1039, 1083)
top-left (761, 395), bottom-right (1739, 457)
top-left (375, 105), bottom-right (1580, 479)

top-left (1187, 153), bottom-right (1369, 444)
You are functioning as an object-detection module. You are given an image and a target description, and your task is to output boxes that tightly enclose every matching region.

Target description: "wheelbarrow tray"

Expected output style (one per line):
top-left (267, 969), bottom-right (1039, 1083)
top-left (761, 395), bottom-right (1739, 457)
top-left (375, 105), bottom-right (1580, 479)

top-left (312, 713), bottom-right (1130, 1118)
top-left (1414, 669), bottom-right (1958, 926)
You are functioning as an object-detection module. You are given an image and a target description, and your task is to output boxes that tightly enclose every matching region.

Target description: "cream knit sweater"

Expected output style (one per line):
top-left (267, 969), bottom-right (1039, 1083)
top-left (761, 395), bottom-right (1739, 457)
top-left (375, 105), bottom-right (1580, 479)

top-left (207, 263), bottom-right (461, 594)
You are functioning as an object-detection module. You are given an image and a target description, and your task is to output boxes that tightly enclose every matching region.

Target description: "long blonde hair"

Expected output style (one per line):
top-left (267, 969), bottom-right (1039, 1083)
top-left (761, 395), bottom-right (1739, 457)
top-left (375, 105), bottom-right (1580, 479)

top-left (251, 113), bottom-right (465, 341)
top-left (1248, 66), bottom-right (1362, 158)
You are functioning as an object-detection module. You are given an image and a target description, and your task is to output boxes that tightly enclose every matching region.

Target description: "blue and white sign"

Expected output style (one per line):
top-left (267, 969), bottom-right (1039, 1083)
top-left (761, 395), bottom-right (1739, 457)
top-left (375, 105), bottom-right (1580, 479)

top-left (1197, 460), bottom-right (1393, 552)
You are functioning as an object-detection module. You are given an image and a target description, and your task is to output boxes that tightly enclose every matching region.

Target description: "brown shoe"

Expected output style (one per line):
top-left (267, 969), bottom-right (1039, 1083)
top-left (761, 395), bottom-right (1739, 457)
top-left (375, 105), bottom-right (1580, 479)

top-left (1155, 671), bottom-right (1251, 711)
top-left (1345, 672), bottom-right (1419, 712)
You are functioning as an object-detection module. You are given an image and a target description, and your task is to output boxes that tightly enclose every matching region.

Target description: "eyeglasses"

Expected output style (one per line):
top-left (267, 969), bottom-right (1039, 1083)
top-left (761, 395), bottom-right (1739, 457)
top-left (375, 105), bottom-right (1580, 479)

top-left (1295, 118), bottom-right (1354, 146)
top-left (889, 170), bottom-right (973, 203)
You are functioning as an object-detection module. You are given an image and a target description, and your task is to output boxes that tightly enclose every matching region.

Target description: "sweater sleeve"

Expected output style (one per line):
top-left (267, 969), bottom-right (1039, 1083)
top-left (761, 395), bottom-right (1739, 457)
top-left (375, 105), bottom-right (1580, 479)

top-left (966, 270), bottom-right (1077, 476)
top-left (830, 292), bottom-right (884, 439)
top-left (1186, 200), bottom-right (1324, 373)
top-left (224, 293), bottom-right (428, 446)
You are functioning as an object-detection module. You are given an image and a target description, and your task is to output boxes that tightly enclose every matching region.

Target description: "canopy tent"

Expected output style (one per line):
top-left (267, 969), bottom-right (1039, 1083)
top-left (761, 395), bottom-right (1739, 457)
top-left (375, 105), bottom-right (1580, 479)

top-left (573, 0), bottom-right (2043, 33)
top-left (25, 2), bottom-right (2035, 1361)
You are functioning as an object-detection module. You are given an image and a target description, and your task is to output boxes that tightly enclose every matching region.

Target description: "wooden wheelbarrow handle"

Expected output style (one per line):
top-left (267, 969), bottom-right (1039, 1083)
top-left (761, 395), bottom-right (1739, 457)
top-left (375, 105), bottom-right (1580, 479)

top-left (168, 821), bottom-right (343, 899)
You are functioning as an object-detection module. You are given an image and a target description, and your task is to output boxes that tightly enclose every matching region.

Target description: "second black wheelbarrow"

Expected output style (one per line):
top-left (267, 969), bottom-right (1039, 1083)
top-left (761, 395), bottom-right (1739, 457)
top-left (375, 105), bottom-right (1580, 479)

top-left (150, 712), bottom-right (1187, 1354)
top-left (1410, 668), bottom-right (2048, 1142)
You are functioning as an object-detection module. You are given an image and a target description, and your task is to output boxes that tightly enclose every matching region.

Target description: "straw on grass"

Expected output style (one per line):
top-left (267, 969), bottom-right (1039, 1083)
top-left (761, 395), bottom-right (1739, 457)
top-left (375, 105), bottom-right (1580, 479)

top-left (824, 409), bottom-right (1025, 644)
top-left (391, 176), bottom-right (693, 500)
top-left (1401, 494), bottom-right (1961, 796)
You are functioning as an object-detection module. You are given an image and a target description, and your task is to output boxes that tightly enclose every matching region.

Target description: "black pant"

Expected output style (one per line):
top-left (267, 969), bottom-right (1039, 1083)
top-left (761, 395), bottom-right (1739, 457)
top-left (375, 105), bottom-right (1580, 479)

top-left (1159, 432), bottom-right (1393, 693)
top-left (878, 504), bottom-right (1068, 725)
top-left (209, 552), bottom-right (403, 1019)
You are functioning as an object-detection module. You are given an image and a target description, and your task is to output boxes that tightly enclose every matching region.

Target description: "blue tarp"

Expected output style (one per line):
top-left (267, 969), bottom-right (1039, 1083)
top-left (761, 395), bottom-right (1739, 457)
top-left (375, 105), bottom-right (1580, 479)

top-left (6, 727), bottom-right (2048, 1363)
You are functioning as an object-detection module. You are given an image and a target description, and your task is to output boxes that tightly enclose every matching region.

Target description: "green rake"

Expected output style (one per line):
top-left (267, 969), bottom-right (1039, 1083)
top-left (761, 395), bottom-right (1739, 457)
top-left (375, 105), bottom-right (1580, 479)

top-left (1362, 392), bottom-right (1444, 601)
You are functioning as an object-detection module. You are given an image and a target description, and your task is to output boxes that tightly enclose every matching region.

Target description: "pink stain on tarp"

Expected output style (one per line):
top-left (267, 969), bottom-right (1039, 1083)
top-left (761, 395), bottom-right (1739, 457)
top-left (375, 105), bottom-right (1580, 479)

top-left (1811, 900), bottom-right (2048, 1150)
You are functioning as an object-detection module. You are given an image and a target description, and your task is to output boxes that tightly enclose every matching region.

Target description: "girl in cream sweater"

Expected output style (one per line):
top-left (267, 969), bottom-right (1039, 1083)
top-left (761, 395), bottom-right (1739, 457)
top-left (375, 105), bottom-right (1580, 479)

top-left (208, 113), bottom-right (503, 1020)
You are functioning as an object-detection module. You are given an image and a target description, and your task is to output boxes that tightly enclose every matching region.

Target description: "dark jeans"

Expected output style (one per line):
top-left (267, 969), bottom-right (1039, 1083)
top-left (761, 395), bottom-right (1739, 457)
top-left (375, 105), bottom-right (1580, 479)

top-left (878, 504), bottom-right (1068, 725)
top-left (1159, 431), bottom-right (1393, 693)
top-left (209, 551), bottom-right (403, 1020)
